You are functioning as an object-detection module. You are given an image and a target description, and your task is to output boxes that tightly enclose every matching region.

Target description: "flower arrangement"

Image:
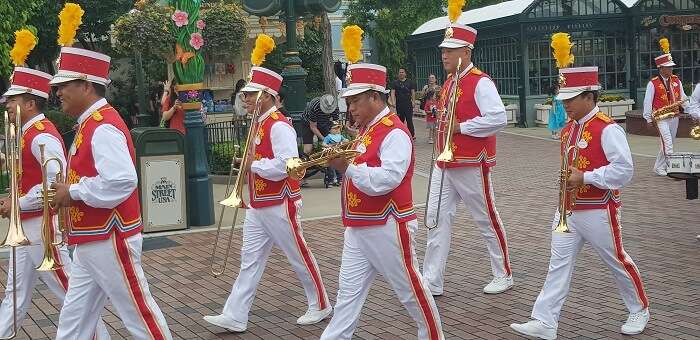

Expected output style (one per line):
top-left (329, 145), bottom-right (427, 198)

top-left (172, 10), bottom-right (189, 27)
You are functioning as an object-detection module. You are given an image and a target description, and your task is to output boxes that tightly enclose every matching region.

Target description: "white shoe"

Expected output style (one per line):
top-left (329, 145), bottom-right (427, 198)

top-left (483, 276), bottom-right (513, 294)
top-left (297, 306), bottom-right (332, 325)
top-left (510, 320), bottom-right (557, 339)
top-left (655, 170), bottom-right (667, 176)
top-left (621, 308), bottom-right (649, 335)
top-left (203, 314), bottom-right (247, 332)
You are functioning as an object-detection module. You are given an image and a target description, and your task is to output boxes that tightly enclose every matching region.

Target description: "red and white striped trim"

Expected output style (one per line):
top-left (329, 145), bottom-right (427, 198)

top-left (480, 165), bottom-right (512, 276)
top-left (607, 205), bottom-right (649, 309)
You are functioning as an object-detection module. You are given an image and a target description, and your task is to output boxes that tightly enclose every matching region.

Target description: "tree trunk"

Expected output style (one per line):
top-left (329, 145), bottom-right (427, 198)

top-left (321, 13), bottom-right (335, 95)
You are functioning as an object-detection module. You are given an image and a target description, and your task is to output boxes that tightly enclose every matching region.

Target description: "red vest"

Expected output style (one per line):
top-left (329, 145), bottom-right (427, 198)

top-left (436, 67), bottom-right (497, 168)
top-left (651, 75), bottom-right (682, 115)
top-left (67, 105), bottom-right (142, 244)
top-left (342, 113), bottom-right (416, 227)
top-left (19, 118), bottom-right (65, 220)
top-left (561, 112), bottom-right (621, 210)
top-left (248, 111), bottom-right (301, 208)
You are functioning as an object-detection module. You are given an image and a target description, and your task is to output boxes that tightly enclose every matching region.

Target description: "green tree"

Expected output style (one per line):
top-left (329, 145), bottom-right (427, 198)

top-left (71, 0), bottom-right (134, 51)
top-left (0, 0), bottom-right (44, 78)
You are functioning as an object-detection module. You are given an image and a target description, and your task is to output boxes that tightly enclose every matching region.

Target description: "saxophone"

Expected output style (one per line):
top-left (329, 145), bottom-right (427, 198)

top-left (652, 98), bottom-right (688, 122)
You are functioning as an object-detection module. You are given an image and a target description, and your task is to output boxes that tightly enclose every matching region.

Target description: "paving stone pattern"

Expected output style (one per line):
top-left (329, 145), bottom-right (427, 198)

top-left (1, 131), bottom-right (698, 339)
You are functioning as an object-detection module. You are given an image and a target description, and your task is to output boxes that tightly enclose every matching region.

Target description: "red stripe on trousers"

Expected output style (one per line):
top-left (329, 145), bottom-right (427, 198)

top-left (114, 237), bottom-right (166, 340)
top-left (480, 165), bottom-right (512, 276)
top-left (47, 216), bottom-right (69, 291)
top-left (286, 201), bottom-right (328, 310)
top-left (397, 222), bottom-right (440, 340)
top-left (608, 205), bottom-right (649, 308)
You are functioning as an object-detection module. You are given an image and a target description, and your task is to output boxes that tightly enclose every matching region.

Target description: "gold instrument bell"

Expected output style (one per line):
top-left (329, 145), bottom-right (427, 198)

top-left (286, 139), bottom-right (362, 181)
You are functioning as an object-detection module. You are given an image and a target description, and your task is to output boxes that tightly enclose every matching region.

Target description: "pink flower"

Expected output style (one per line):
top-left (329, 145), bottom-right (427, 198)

top-left (189, 32), bottom-right (204, 50)
top-left (171, 10), bottom-right (189, 27)
top-left (196, 19), bottom-right (206, 30)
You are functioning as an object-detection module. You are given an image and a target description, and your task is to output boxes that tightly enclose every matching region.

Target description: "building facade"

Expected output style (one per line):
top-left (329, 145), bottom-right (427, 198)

top-left (408, 0), bottom-right (700, 126)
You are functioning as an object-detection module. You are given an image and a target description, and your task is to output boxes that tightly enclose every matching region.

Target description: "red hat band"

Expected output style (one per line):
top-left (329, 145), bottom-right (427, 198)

top-left (557, 67), bottom-right (601, 97)
top-left (243, 66), bottom-right (283, 96)
top-left (440, 24), bottom-right (477, 49)
top-left (654, 54), bottom-right (675, 67)
top-left (4, 67), bottom-right (52, 99)
top-left (51, 47), bottom-right (111, 85)
top-left (341, 63), bottom-right (388, 97)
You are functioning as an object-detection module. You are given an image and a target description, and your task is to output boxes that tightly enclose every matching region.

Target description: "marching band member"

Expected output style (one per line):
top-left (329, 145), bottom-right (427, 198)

top-left (422, 18), bottom-right (512, 295)
top-left (322, 26), bottom-right (443, 337)
top-left (511, 36), bottom-right (649, 339)
top-left (204, 35), bottom-right (330, 332)
top-left (48, 5), bottom-right (173, 338)
top-left (643, 38), bottom-right (689, 176)
top-left (0, 29), bottom-right (109, 338)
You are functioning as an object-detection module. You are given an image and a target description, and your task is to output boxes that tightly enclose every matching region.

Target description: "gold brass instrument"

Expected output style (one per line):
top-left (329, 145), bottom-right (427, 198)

top-left (423, 57), bottom-right (462, 230)
top-left (554, 145), bottom-right (578, 233)
top-left (286, 139), bottom-right (361, 181)
top-left (0, 108), bottom-right (30, 339)
top-left (36, 144), bottom-right (66, 271)
top-left (652, 98), bottom-right (688, 122)
top-left (209, 91), bottom-right (263, 277)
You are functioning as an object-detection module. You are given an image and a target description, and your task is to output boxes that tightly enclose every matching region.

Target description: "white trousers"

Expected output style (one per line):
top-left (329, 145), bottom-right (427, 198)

top-left (423, 165), bottom-right (512, 294)
top-left (321, 218), bottom-right (444, 340)
top-left (56, 233), bottom-right (172, 340)
top-left (654, 116), bottom-right (679, 174)
top-left (222, 200), bottom-right (329, 326)
top-left (531, 206), bottom-right (649, 328)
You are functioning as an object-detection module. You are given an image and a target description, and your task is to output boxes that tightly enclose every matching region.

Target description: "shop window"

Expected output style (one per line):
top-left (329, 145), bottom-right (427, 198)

top-left (527, 0), bottom-right (623, 18)
top-left (638, 0), bottom-right (698, 11)
top-left (473, 36), bottom-right (520, 95)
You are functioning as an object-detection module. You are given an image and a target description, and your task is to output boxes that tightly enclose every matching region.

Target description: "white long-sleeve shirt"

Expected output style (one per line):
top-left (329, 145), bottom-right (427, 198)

top-left (576, 107), bottom-right (634, 190)
top-left (345, 107), bottom-right (412, 196)
top-left (68, 98), bottom-right (138, 209)
top-left (250, 106), bottom-right (299, 181)
top-left (687, 83), bottom-right (700, 120)
top-left (448, 63), bottom-right (507, 137)
top-left (19, 114), bottom-right (66, 213)
top-left (642, 76), bottom-right (689, 123)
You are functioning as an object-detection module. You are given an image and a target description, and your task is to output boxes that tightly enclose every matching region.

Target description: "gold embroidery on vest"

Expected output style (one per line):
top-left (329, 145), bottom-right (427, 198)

top-left (578, 184), bottom-right (591, 194)
top-left (69, 207), bottom-right (84, 223)
top-left (347, 191), bottom-right (361, 208)
top-left (576, 156), bottom-right (590, 170)
top-left (581, 130), bottom-right (593, 143)
top-left (34, 121), bottom-right (45, 131)
top-left (254, 179), bottom-right (267, 192)
top-left (74, 132), bottom-right (83, 151)
top-left (92, 111), bottom-right (103, 122)
top-left (254, 153), bottom-right (262, 161)
top-left (68, 169), bottom-right (80, 185)
top-left (595, 112), bottom-right (612, 123)
top-left (381, 117), bottom-right (393, 127)
top-left (271, 112), bottom-right (279, 120)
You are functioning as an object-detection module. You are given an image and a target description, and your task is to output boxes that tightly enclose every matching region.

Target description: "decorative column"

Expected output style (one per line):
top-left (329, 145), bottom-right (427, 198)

top-left (171, 0), bottom-right (214, 226)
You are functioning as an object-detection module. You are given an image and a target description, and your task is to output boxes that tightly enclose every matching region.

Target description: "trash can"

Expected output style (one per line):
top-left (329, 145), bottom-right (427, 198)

top-left (131, 127), bottom-right (188, 232)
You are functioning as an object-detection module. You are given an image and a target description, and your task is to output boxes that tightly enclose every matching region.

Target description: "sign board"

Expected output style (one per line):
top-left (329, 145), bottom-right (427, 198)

top-left (140, 155), bottom-right (187, 232)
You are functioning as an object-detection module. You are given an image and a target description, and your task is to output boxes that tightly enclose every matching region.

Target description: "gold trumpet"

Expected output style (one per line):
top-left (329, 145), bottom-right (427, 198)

top-left (285, 139), bottom-right (361, 181)
top-left (209, 91), bottom-right (263, 277)
top-left (652, 98), bottom-right (688, 121)
top-left (424, 57), bottom-right (462, 230)
top-left (554, 145), bottom-right (578, 233)
top-left (36, 144), bottom-right (66, 271)
top-left (0, 108), bottom-right (30, 339)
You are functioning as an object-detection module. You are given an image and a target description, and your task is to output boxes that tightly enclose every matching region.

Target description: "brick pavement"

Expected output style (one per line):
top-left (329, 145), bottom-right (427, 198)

top-left (1, 128), bottom-right (699, 339)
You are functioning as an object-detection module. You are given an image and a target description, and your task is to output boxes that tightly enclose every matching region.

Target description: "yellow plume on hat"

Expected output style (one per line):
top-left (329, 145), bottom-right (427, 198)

top-left (250, 34), bottom-right (275, 66)
top-left (448, 0), bottom-right (467, 23)
top-left (57, 3), bottom-right (85, 47)
top-left (551, 32), bottom-right (575, 69)
top-left (659, 37), bottom-right (670, 54)
top-left (9, 29), bottom-right (37, 66)
top-left (341, 25), bottom-right (364, 64)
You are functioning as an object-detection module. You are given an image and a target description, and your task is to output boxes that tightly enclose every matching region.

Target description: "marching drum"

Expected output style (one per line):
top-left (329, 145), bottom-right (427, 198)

top-left (667, 153), bottom-right (694, 179)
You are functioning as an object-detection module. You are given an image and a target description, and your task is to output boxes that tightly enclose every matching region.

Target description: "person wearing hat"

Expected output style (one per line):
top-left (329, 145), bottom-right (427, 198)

top-left (323, 63), bottom-right (444, 340)
top-left (642, 38), bottom-right (690, 176)
top-left (422, 21), bottom-right (513, 297)
top-left (510, 65), bottom-right (649, 339)
top-left (321, 121), bottom-right (349, 187)
top-left (48, 45), bottom-right (173, 339)
top-left (203, 66), bottom-right (331, 332)
top-left (0, 64), bottom-right (110, 338)
top-left (300, 93), bottom-right (339, 186)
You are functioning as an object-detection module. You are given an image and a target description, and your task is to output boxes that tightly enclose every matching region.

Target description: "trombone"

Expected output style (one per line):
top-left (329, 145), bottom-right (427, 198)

top-left (554, 145), bottom-right (578, 233)
top-left (36, 144), bottom-right (66, 271)
top-left (285, 138), bottom-right (361, 181)
top-left (0, 108), bottom-right (30, 339)
top-left (424, 57), bottom-right (462, 230)
top-left (209, 91), bottom-right (263, 277)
